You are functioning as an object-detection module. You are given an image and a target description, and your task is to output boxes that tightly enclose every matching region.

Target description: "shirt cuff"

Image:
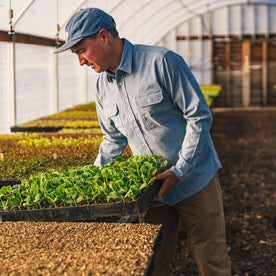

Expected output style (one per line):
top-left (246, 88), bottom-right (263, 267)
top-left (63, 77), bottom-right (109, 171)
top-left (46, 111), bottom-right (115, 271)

top-left (170, 159), bottom-right (192, 180)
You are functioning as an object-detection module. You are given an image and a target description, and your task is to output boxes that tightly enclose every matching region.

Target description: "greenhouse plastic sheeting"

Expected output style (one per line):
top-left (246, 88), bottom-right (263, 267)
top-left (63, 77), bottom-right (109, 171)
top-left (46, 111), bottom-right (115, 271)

top-left (1, 0), bottom-right (276, 134)
top-left (1, 0), bottom-right (276, 45)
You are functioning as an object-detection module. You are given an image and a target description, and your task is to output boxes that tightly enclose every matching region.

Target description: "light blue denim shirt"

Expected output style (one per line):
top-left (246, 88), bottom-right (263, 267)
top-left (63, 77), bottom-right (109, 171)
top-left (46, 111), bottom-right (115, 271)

top-left (94, 39), bottom-right (222, 206)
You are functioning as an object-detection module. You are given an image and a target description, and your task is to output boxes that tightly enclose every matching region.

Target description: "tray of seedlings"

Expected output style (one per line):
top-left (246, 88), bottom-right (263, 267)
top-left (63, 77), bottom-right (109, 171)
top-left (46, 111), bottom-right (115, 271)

top-left (0, 155), bottom-right (166, 222)
top-left (10, 102), bottom-right (100, 133)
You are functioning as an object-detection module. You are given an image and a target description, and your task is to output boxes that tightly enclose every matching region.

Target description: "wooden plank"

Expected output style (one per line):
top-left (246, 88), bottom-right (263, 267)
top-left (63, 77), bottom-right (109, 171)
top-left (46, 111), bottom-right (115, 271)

top-left (225, 42), bottom-right (231, 106)
top-left (231, 42), bottom-right (242, 69)
top-left (262, 41), bottom-right (268, 106)
top-left (250, 41), bottom-right (263, 106)
top-left (177, 33), bottom-right (276, 41)
top-left (267, 41), bottom-right (276, 105)
top-left (212, 38), bottom-right (276, 107)
top-left (0, 30), bottom-right (64, 47)
top-left (230, 42), bottom-right (243, 107)
top-left (212, 40), bottom-right (231, 107)
top-left (242, 40), bottom-right (251, 107)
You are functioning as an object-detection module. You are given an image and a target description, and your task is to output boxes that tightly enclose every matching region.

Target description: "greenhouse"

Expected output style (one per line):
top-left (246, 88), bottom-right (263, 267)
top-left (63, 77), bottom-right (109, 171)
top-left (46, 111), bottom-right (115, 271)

top-left (0, 0), bottom-right (275, 275)
top-left (0, 0), bottom-right (276, 133)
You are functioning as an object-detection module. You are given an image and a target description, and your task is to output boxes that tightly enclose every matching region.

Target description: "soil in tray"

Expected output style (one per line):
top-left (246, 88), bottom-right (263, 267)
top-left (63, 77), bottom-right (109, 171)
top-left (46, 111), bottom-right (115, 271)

top-left (0, 221), bottom-right (161, 276)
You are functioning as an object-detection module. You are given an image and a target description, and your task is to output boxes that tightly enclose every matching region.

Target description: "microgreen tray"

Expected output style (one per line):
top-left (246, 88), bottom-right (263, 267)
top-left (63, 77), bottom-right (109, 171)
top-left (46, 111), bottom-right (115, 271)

top-left (0, 180), bottom-right (21, 188)
top-left (0, 180), bottom-right (162, 222)
top-left (11, 126), bottom-right (63, 133)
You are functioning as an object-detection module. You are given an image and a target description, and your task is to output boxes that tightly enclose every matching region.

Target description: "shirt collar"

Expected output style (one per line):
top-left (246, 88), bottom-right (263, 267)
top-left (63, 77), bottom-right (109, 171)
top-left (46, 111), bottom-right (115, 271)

top-left (106, 38), bottom-right (133, 82)
top-left (117, 38), bottom-right (132, 74)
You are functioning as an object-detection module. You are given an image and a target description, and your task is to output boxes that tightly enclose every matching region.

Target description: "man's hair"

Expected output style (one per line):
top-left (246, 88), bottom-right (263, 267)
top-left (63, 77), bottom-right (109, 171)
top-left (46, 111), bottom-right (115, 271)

top-left (109, 16), bottom-right (119, 38)
top-left (108, 28), bottom-right (119, 38)
top-left (89, 28), bottom-right (119, 40)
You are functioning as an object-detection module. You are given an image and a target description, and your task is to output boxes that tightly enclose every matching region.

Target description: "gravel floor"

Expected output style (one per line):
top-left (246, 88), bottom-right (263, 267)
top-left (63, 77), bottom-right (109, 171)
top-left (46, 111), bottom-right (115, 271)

top-left (173, 108), bottom-right (276, 275)
top-left (0, 222), bottom-right (161, 275)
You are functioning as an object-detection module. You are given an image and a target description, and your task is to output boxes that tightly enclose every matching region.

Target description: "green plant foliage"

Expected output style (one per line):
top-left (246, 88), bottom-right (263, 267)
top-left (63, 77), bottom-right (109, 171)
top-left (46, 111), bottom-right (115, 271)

top-left (57, 128), bottom-right (102, 134)
top-left (13, 119), bottom-right (68, 128)
top-left (0, 158), bottom-right (94, 180)
top-left (201, 85), bottom-right (222, 98)
top-left (0, 133), bottom-right (32, 140)
top-left (200, 85), bottom-right (221, 107)
top-left (204, 95), bottom-right (213, 107)
top-left (11, 102), bottom-right (98, 129)
top-left (0, 134), bottom-right (103, 159)
top-left (0, 155), bottom-right (167, 210)
top-left (74, 102), bottom-right (96, 108)
top-left (64, 121), bottom-right (100, 129)
top-left (13, 119), bottom-right (100, 128)
top-left (0, 133), bottom-right (132, 180)
top-left (17, 136), bottom-right (103, 147)
top-left (48, 110), bottom-right (98, 118)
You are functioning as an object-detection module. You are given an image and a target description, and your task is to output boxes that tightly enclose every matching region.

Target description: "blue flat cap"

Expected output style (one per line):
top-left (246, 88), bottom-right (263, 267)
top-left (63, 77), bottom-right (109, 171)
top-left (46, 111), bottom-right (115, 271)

top-left (54, 8), bottom-right (115, 53)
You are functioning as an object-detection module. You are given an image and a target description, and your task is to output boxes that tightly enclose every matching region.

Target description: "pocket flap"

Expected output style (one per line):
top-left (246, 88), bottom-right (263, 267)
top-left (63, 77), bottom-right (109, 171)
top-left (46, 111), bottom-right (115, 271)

top-left (136, 90), bottom-right (163, 107)
top-left (105, 104), bottom-right (118, 118)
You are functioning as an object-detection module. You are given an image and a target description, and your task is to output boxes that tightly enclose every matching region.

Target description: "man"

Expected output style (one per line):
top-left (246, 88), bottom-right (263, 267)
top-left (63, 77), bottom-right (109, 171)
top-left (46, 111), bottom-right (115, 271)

top-left (55, 8), bottom-right (231, 276)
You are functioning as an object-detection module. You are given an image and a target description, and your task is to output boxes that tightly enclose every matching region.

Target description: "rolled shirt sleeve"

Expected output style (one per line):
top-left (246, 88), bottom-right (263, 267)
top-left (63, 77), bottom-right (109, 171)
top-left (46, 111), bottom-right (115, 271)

top-left (161, 51), bottom-right (213, 180)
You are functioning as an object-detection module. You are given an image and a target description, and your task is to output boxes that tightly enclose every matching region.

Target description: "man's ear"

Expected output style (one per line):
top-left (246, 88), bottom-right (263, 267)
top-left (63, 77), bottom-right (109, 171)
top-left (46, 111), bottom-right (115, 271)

top-left (98, 29), bottom-right (110, 44)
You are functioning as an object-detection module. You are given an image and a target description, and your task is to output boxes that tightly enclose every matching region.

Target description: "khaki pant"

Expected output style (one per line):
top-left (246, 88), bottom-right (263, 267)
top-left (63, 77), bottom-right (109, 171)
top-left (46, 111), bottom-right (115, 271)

top-left (139, 173), bottom-right (231, 276)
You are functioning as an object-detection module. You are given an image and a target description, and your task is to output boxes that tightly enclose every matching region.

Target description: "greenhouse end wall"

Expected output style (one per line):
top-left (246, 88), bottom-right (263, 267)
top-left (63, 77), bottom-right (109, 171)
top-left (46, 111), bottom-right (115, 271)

top-left (0, 42), bottom-right (97, 134)
top-left (160, 3), bottom-right (276, 107)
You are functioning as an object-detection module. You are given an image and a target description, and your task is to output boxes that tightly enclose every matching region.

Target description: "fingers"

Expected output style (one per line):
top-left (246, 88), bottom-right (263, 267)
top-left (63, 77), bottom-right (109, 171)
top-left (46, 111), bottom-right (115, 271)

top-left (156, 169), bottom-right (179, 197)
top-left (157, 180), bottom-right (176, 197)
top-left (157, 182), bottom-right (171, 197)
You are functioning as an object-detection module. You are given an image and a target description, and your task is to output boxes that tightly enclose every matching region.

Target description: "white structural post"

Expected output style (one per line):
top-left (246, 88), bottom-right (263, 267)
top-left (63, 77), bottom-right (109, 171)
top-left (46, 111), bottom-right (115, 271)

top-left (51, 49), bottom-right (59, 113)
top-left (8, 4), bottom-right (16, 126)
top-left (9, 38), bottom-right (16, 126)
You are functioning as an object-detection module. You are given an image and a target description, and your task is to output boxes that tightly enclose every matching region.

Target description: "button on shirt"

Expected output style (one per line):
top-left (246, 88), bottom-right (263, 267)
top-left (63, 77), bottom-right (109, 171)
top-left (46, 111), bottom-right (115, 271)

top-left (94, 39), bottom-right (222, 206)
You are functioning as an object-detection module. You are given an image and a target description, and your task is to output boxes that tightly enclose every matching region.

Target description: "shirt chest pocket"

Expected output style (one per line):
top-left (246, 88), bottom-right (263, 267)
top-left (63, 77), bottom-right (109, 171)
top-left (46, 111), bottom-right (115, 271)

top-left (105, 104), bottom-right (118, 118)
top-left (135, 90), bottom-right (167, 130)
top-left (135, 90), bottom-right (163, 108)
top-left (104, 104), bottom-right (123, 131)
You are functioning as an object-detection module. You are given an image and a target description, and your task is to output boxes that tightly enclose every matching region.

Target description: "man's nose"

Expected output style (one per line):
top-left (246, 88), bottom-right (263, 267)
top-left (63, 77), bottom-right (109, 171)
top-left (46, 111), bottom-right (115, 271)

top-left (78, 55), bottom-right (87, 66)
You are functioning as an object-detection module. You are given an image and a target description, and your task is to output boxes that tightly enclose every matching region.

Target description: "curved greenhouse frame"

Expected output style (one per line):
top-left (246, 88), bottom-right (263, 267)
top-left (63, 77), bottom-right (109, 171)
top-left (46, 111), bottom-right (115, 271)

top-left (0, 0), bottom-right (276, 133)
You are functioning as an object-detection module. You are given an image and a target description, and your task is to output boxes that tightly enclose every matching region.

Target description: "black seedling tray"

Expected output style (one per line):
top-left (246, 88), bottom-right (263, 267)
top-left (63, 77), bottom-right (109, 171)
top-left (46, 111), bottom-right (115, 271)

top-left (0, 179), bottom-right (21, 188)
top-left (11, 126), bottom-right (63, 133)
top-left (0, 180), bottom-right (162, 222)
top-left (144, 226), bottom-right (162, 276)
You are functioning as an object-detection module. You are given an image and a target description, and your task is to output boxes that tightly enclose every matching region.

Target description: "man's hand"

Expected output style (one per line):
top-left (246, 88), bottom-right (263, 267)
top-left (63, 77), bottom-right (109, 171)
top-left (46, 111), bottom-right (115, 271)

top-left (156, 169), bottom-right (179, 197)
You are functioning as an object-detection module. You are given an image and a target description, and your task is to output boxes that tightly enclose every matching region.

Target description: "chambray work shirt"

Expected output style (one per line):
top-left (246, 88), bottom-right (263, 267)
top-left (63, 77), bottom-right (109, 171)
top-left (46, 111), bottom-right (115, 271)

top-left (94, 39), bottom-right (221, 206)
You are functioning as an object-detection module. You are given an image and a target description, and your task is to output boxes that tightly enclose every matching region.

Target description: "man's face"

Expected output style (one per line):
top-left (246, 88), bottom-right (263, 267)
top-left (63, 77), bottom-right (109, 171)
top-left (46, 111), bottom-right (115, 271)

top-left (71, 31), bottom-right (111, 73)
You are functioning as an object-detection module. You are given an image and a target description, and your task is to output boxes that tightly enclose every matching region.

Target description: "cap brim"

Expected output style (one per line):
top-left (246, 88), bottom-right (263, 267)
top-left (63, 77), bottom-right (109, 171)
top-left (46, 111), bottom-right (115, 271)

top-left (54, 37), bottom-right (83, 54)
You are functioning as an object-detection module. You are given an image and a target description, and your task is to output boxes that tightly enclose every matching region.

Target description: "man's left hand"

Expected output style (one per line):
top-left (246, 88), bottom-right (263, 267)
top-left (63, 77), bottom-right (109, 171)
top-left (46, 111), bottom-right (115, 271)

top-left (155, 169), bottom-right (179, 197)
